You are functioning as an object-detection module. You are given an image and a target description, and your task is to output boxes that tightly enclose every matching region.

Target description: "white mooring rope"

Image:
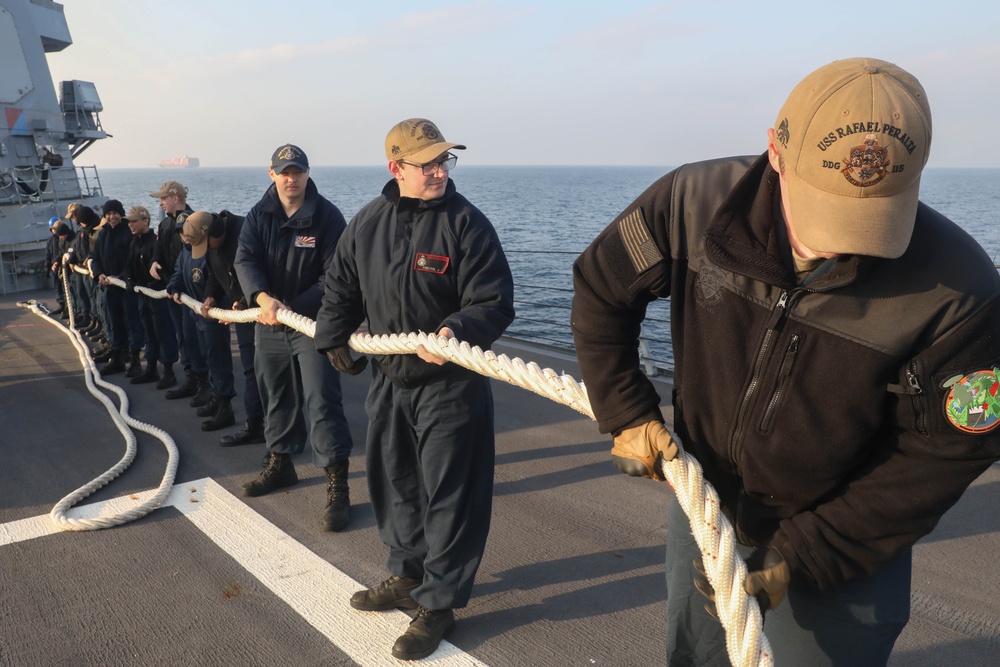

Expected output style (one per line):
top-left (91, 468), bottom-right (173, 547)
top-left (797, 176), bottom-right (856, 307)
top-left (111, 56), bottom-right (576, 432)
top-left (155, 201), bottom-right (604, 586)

top-left (16, 265), bottom-right (180, 531)
top-left (31, 263), bottom-right (773, 667)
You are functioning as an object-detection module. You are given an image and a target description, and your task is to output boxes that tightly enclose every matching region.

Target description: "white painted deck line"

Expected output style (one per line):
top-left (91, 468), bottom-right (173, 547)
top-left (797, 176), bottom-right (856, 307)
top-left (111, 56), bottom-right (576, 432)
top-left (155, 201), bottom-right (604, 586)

top-left (0, 478), bottom-right (488, 666)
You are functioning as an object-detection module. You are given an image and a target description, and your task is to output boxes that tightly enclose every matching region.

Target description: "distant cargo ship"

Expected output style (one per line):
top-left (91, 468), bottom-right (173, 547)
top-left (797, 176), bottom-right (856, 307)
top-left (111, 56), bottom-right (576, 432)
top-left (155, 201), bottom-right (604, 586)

top-left (157, 156), bottom-right (199, 168)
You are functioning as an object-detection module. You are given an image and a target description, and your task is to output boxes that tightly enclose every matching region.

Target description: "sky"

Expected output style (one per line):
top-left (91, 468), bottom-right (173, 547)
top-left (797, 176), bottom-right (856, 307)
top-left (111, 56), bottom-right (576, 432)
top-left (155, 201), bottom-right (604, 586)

top-left (44, 0), bottom-right (1000, 169)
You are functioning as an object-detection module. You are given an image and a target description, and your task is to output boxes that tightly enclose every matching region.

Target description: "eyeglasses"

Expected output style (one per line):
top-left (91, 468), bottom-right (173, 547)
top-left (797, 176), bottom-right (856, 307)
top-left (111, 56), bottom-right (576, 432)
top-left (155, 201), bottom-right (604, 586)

top-left (399, 153), bottom-right (457, 176)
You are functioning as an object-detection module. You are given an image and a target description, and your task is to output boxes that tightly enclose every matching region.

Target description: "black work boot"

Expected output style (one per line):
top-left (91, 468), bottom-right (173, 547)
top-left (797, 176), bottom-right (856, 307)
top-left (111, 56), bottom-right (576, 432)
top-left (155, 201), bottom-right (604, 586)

top-left (391, 607), bottom-right (455, 661)
top-left (201, 396), bottom-right (235, 431)
top-left (165, 366), bottom-right (197, 399)
top-left (73, 315), bottom-right (91, 331)
top-left (156, 363), bottom-right (177, 390)
top-left (92, 345), bottom-right (112, 363)
top-left (82, 318), bottom-right (102, 336)
top-left (350, 575), bottom-right (420, 612)
top-left (242, 452), bottom-right (297, 497)
top-left (189, 373), bottom-right (212, 408)
top-left (131, 360), bottom-right (159, 385)
top-left (196, 393), bottom-right (221, 417)
top-left (124, 350), bottom-right (143, 378)
top-left (322, 461), bottom-right (351, 532)
top-left (220, 416), bottom-right (266, 447)
top-left (100, 349), bottom-right (127, 375)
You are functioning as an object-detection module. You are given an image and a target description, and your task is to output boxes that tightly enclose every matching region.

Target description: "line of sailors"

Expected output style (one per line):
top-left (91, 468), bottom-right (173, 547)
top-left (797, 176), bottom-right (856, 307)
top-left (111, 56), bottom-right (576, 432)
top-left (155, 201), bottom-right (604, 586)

top-left (44, 188), bottom-right (262, 445)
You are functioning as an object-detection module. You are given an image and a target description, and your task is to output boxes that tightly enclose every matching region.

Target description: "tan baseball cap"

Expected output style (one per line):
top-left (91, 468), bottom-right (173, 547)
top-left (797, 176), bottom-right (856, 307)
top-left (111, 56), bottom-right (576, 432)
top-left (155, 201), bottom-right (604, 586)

top-left (125, 205), bottom-right (150, 221)
top-left (149, 180), bottom-right (188, 199)
top-left (773, 57), bottom-right (932, 259)
top-left (182, 211), bottom-right (212, 259)
top-left (385, 118), bottom-right (466, 163)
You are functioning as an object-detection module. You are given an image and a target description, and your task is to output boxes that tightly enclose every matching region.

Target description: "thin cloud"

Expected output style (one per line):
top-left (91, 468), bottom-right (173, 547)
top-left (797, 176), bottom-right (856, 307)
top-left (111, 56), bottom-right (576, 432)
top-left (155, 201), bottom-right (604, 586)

top-left (558, 5), bottom-right (711, 56)
top-left (384, 1), bottom-right (534, 37)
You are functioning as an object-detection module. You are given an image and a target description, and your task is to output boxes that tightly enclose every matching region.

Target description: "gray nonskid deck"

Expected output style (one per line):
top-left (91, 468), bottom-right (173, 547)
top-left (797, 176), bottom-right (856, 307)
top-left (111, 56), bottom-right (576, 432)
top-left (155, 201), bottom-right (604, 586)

top-left (1, 289), bottom-right (997, 666)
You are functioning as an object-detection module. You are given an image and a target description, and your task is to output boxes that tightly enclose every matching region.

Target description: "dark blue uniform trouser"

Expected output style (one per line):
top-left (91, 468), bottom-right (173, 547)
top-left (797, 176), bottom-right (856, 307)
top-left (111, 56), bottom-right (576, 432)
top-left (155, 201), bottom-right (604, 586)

top-left (182, 309), bottom-right (235, 398)
top-left (70, 272), bottom-right (91, 317)
top-left (235, 321), bottom-right (263, 420)
top-left (136, 296), bottom-right (160, 362)
top-left (167, 298), bottom-right (189, 368)
top-left (102, 285), bottom-right (144, 351)
top-left (147, 297), bottom-right (178, 364)
top-left (197, 317), bottom-right (235, 398)
top-left (103, 285), bottom-right (128, 350)
top-left (365, 368), bottom-right (495, 611)
top-left (664, 499), bottom-right (911, 666)
top-left (122, 290), bottom-right (144, 351)
top-left (254, 325), bottom-right (352, 467)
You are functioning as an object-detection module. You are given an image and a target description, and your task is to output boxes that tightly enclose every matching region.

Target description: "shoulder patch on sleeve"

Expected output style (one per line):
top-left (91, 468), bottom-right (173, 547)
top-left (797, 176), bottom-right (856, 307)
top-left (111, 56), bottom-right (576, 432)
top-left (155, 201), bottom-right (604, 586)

top-left (943, 368), bottom-right (1000, 433)
top-left (617, 208), bottom-right (661, 274)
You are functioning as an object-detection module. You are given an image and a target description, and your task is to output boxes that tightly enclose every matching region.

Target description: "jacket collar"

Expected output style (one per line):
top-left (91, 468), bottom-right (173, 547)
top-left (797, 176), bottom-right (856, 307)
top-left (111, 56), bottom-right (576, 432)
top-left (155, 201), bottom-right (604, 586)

top-left (381, 178), bottom-right (457, 210)
top-left (704, 153), bottom-right (863, 291)
top-left (263, 178), bottom-right (320, 228)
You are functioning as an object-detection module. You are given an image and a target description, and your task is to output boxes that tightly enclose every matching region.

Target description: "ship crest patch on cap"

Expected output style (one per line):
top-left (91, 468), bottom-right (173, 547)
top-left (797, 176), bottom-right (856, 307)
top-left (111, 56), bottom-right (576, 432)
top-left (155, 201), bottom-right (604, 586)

top-left (278, 146), bottom-right (301, 161)
top-left (417, 122), bottom-right (440, 141)
top-left (841, 134), bottom-right (890, 187)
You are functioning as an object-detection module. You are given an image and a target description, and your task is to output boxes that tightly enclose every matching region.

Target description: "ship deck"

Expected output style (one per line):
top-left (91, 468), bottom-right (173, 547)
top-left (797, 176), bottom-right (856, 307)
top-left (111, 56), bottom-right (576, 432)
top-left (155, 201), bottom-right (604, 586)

top-left (1, 288), bottom-right (998, 666)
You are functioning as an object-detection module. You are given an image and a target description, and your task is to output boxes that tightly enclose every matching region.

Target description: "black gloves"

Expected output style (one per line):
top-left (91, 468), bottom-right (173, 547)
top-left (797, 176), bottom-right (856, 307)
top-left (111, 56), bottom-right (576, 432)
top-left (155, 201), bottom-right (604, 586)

top-left (610, 420), bottom-right (679, 480)
top-left (694, 546), bottom-right (791, 619)
top-left (324, 346), bottom-right (368, 375)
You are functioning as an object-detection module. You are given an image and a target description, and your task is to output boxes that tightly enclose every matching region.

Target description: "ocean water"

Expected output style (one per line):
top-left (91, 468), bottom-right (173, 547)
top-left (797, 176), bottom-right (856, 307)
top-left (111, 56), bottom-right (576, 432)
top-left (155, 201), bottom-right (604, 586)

top-left (98, 165), bottom-right (1000, 370)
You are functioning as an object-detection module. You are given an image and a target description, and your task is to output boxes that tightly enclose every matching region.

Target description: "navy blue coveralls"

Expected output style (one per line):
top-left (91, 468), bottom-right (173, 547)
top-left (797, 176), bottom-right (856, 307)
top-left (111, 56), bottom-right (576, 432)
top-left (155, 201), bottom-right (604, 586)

top-left (166, 247), bottom-right (235, 400)
top-left (315, 179), bottom-right (515, 611)
top-left (91, 220), bottom-right (144, 353)
top-left (234, 179), bottom-right (353, 468)
top-left (205, 211), bottom-right (263, 424)
top-left (121, 228), bottom-right (176, 365)
top-left (152, 208), bottom-right (193, 370)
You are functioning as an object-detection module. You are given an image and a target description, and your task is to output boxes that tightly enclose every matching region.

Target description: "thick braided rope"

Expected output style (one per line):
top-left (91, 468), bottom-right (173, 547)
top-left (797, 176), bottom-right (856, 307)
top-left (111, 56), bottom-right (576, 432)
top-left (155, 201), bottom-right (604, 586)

top-left (94, 270), bottom-right (772, 666)
top-left (16, 266), bottom-right (179, 531)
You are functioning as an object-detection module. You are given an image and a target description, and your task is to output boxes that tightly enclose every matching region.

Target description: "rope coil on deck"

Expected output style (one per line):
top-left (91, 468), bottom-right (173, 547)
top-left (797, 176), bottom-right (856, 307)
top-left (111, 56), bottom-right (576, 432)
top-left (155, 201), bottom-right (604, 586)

top-left (16, 266), bottom-right (180, 531)
top-left (34, 264), bottom-right (773, 667)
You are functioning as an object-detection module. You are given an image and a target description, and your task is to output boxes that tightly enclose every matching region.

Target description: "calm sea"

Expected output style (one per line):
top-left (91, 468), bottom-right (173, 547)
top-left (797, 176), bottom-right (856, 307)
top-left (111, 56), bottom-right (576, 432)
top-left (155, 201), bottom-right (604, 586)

top-left (98, 165), bottom-right (1000, 370)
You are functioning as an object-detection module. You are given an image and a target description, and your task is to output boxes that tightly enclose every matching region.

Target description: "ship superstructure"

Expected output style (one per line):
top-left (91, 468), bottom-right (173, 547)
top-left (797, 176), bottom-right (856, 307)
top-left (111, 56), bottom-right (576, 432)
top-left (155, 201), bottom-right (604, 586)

top-left (0, 0), bottom-right (108, 293)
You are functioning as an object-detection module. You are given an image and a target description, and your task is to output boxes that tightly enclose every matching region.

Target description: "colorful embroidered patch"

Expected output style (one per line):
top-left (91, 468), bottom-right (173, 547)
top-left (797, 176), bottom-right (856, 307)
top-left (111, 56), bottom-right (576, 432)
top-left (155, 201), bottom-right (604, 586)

top-left (841, 134), bottom-right (890, 187)
top-left (294, 235), bottom-right (316, 248)
top-left (942, 368), bottom-right (1000, 433)
top-left (414, 253), bottom-right (449, 274)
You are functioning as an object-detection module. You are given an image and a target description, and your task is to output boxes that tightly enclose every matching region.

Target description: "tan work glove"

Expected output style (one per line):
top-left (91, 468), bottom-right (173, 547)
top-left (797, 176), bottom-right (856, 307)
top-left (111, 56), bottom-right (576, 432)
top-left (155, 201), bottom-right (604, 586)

top-left (611, 420), bottom-right (679, 481)
top-left (694, 546), bottom-right (791, 619)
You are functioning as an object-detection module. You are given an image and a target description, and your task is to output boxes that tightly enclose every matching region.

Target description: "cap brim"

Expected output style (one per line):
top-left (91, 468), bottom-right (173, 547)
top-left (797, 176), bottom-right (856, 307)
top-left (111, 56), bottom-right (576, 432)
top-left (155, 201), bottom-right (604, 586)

top-left (785, 174), bottom-right (919, 259)
top-left (271, 161), bottom-right (309, 173)
top-left (405, 142), bottom-right (466, 164)
top-left (190, 241), bottom-right (208, 259)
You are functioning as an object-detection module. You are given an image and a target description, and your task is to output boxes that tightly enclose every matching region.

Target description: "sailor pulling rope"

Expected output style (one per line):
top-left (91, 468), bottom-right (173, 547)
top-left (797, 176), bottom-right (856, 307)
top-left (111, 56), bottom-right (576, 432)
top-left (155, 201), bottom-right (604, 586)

top-left (22, 265), bottom-right (773, 667)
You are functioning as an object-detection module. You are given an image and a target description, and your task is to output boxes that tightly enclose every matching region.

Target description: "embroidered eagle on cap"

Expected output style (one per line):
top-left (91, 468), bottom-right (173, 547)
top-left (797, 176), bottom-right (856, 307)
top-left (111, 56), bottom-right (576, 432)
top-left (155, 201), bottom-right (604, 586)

top-left (278, 146), bottom-right (301, 161)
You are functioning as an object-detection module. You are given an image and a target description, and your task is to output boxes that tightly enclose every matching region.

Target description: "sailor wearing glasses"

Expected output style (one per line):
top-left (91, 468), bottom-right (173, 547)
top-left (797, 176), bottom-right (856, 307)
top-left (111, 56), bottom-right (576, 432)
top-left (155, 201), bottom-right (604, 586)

top-left (316, 118), bottom-right (515, 661)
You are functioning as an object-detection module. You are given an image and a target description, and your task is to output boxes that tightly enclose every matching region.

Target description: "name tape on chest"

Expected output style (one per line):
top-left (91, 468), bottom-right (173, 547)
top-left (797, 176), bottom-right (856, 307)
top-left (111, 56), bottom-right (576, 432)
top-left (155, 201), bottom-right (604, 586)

top-left (414, 252), bottom-right (450, 274)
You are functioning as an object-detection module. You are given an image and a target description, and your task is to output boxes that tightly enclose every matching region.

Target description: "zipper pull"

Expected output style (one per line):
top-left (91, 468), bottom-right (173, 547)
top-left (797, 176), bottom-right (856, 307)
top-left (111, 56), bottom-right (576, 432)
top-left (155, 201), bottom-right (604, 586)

top-left (906, 365), bottom-right (923, 394)
top-left (766, 289), bottom-right (791, 329)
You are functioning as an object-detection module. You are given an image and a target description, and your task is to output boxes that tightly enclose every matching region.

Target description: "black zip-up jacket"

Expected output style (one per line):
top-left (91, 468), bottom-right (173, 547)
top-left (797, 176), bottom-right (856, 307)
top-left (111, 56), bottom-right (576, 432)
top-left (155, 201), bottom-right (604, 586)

top-left (235, 179), bottom-right (345, 319)
top-left (205, 211), bottom-right (248, 306)
top-left (122, 230), bottom-right (157, 287)
top-left (152, 206), bottom-right (193, 288)
top-left (90, 221), bottom-right (132, 278)
top-left (316, 179), bottom-right (515, 388)
top-left (572, 154), bottom-right (1000, 591)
